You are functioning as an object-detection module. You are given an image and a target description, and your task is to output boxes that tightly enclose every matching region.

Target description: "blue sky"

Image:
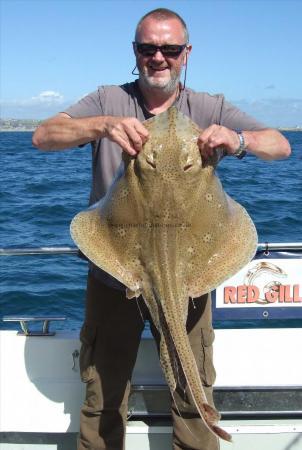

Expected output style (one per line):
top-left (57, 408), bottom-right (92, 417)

top-left (1, 0), bottom-right (301, 126)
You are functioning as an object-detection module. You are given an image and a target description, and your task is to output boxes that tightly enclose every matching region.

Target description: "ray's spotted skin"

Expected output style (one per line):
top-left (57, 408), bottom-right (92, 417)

top-left (70, 107), bottom-right (258, 442)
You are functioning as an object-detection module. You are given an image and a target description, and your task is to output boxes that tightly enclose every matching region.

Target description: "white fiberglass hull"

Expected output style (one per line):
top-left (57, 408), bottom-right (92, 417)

top-left (1, 328), bottom-right (302, 449)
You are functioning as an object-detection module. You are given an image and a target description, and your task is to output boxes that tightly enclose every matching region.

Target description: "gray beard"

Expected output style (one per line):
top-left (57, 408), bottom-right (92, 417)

top-left (138, 71), bottom-right (181, 95)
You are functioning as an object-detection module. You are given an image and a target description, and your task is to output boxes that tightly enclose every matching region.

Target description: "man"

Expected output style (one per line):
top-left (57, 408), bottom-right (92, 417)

top-left (33, 8), bottom-right (290, 450)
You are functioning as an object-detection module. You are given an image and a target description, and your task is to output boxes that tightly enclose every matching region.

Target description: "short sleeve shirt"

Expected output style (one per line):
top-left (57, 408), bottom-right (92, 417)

top-left (64, 81), bottom-right (266, 289)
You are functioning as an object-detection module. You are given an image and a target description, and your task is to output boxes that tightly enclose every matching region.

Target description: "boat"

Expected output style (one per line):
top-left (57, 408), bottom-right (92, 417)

top-left (1, 243), bottom-right (302, 449)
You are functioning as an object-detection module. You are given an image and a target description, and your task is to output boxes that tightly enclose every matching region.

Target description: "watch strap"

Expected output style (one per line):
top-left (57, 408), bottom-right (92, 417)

top-left (233, 131), bottom-right (247, 159)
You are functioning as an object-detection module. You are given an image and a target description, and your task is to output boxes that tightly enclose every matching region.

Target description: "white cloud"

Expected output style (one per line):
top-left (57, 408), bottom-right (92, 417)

top-left (30, 91), bottom-right (64, 104)
top-left (0, 91), bottom-right (69, 119)
top-left (1, 91), bottom-right (64, 107)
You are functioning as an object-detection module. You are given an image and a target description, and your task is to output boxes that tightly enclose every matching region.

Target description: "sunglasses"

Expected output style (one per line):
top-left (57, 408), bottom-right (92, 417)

top-left (134, 42), bottom-right (187, 57)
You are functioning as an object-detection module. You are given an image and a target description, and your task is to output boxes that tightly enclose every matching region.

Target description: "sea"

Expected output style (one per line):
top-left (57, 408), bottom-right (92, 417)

top-left (0, 130), bottom-right (301, 332)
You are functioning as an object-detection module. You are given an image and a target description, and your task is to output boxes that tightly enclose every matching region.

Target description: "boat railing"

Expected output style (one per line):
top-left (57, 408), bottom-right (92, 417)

top-left (1, 242), bottom-right (302, 257)
top-left (0, 246), bottom-right (79, 256)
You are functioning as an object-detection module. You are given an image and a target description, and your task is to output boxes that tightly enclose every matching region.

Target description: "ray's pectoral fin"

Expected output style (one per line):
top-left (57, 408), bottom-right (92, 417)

top-left (187, 195), bottom-right (258, 299)
top-left (70, 208), bottom-right (140, 292)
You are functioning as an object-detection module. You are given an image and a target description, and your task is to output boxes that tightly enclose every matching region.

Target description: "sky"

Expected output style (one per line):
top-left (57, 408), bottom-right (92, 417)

top-left (1, 0), bottom-right (301, 126)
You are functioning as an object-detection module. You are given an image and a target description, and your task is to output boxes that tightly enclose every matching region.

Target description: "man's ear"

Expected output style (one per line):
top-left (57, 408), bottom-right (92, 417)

top-left (183, 44), bottom-right (192, 66)
top-left (132, 41), bottom-right (138, 56)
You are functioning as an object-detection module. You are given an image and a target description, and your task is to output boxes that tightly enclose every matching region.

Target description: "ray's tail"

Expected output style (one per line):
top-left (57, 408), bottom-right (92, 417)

top-left (143, 228), bottom-right (232, 443)
top-left (146, 281), bottom-right (232, 443)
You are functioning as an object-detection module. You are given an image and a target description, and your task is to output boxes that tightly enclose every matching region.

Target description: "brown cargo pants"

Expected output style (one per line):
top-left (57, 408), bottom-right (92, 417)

top-left (77, 271), bottom-right (219, 450)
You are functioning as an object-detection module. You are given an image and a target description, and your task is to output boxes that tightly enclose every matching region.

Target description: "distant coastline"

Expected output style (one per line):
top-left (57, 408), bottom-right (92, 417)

top-left (0, 119), bottom-right (42, 132)
top-left (278, 127), bottom-right (302, 131)
top-left (1, 118), bottom-right (301, 132)
top-left (1, 128), bottom-right (38, 132)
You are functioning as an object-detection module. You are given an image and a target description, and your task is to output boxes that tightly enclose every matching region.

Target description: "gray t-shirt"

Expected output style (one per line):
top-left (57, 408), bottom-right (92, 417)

top-left (64, 81), bottom-right (266, 289)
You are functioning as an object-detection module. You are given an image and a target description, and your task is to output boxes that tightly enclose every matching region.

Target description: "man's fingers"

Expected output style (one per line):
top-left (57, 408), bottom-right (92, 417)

top-left (199, 126), bottom-right (222, 148)
top-left (198, 125), bottom-right (240, 159)
top-left (129, 121), bottom-right (149, 150)
top-left (104, 116), bottom-right (149, 155)
top-left (198, 125), bottom-right (218, 140)
top-left (114, 135), bottom-right (138, 156)
top-left (198, 129), bottom-right (214, 159)
top-left (124, 123), bottom-right (146, 153)
top-left (134, 122), bottom-right (149, 142)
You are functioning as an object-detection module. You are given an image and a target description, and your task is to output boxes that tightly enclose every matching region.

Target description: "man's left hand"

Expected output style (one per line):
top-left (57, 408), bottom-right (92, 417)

top-left (198, 125), bottom-right (240, 159)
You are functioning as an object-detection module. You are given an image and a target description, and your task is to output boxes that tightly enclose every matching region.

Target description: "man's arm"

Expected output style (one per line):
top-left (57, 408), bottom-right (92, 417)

top-left (198, 125), bottom-right (291, 161)
top-left (32, 113), bottom-right (149, 156)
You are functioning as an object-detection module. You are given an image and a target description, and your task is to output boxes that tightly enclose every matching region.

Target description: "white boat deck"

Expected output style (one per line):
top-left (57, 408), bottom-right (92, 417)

top-left (1, 327), bottom-right (302, 449)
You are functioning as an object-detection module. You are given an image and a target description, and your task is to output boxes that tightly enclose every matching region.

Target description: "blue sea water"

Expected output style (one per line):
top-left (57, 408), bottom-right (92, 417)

top-left (0, 131), bottom-right (301, 331)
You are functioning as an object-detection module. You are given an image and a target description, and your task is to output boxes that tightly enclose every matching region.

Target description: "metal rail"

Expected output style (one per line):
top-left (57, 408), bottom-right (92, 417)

top-left (257, 242), bottom-right (302, 251)
top-left (0, 246), bottom-right (79, 256)
top-left (2, 316), bottom-right (66, 336)
top-left (1, 243), bottom-right (302, 257)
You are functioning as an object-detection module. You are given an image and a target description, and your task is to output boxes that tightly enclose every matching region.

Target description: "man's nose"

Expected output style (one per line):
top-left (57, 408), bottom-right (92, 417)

top-left (152, 49), bottom-right (166, 62)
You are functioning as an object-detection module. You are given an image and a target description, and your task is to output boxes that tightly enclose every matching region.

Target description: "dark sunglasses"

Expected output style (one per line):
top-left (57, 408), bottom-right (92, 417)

top-left (134, 42), bottom-right (187, 57)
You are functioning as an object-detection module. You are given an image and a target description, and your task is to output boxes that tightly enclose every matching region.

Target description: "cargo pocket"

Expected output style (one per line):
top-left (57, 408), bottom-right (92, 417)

top-left (200, 327), bottom-right (216, 387)
top-left (79, 323), bottom-right (97, 383)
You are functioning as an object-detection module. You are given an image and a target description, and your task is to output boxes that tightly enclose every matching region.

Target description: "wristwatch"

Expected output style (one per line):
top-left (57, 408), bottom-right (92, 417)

top-left (233, 131), bottom-right (247, 159)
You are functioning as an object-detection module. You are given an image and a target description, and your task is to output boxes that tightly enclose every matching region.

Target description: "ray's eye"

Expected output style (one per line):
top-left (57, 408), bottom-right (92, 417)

top-left (183, 155), bottom-right (195, 171)
top-left (183, 163), bottom-right (193, 171)
top-left (146, 155), bottom-right (156, 169)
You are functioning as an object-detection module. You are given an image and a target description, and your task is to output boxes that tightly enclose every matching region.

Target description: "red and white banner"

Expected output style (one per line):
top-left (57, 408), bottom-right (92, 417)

top-left (216, 259), bottom-right (302, 308)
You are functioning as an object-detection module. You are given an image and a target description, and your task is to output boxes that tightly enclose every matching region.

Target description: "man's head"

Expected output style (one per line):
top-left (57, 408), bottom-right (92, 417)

top-left (133, 8), bottom-right (192, 94)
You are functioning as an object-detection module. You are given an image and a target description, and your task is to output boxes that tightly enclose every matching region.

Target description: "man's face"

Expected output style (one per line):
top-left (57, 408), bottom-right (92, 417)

top-left (134, 17), bottom-right (191, 93)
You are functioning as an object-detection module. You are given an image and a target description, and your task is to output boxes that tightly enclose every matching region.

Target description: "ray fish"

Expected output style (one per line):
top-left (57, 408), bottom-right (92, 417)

top-left (70, 107), bottom-right (258, 442)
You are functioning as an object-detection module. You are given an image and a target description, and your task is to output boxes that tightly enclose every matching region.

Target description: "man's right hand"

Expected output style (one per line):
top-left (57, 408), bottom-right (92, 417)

top-left (32, 113), bottom-right (149, 154)
top-left (103, 116), bottom-right (149, 156)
